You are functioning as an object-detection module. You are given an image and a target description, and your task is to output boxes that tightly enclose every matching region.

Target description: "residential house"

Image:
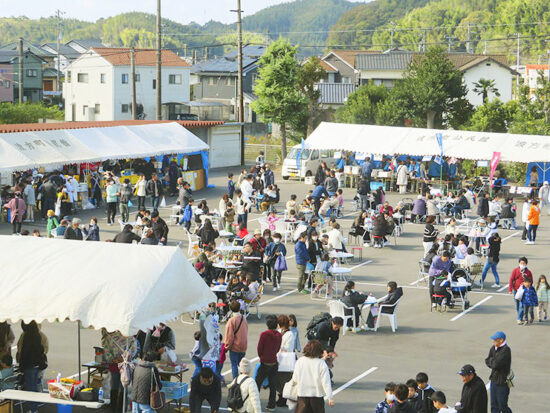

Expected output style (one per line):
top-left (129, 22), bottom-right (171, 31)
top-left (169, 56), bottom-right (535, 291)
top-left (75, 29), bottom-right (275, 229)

top-left (317, 83), bottom-right (357, 109)
top-left (40, 43), bottom-right (82, 73)
top-left (190, 45), bottom-right (266, 122)
top-left (65, 39), bottom-right (106, 54)
top-left (523, 64), bottom-right (549, 97)
top-left (42, 67), bottom-right (60, 96)
top-left (63, 47), bottom-right (190, 121)
top-left (0, 50), bottom-right (46, 103)
top-left (0, 54), bottom-right (14, 102)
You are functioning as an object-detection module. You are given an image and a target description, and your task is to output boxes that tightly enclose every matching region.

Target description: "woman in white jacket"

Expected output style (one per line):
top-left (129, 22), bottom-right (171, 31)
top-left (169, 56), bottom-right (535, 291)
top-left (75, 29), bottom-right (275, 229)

top-left (230, 358), bottom-right (261, 413)
top-left (276, 315), bottom-right (296, 407)
top-left (135, 174), bottom-right (147, 210)
top-left (289, 340), bottom-right (333, 413)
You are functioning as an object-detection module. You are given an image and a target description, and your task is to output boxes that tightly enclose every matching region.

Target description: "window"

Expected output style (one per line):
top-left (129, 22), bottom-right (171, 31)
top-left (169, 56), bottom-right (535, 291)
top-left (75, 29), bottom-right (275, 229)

top-left (67, 71), bottom-right (71, 82)
top-left (152, 79), bottom-right (156, 89)
top-left (94, 104), bottom-right (100, 114)
top-left (4, 80), bottom-right (9, 88)
top-left (100, 73), bottom-right (106, 83)
top-left (169, 74), bottom-right (182, 84)
top-left (121, 104), bottom-right (129, 113)
top-left (342, 76), bottom-right (351, 84)
top-left (208, 77), bottom-right (216, 86)
top-left (121, 73), bottom-right (129, 84)
top-left (82, 105), bottom-right (88, 115)
top-left (134, 73), bottom-right (140, 82)
top-left (77, 73), bottom-right (89, 83)
top-left (26, 69), bottom-right (38, 77)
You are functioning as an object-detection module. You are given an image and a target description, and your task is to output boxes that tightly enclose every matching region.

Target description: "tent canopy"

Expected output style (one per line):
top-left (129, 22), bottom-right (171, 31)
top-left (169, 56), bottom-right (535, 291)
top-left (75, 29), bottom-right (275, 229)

top-left (304, 122), bottom-right (550, 163)
top-left (0, 236), bottom-right (216, 336)
top-left (0, 122), bottom-right (209, 173)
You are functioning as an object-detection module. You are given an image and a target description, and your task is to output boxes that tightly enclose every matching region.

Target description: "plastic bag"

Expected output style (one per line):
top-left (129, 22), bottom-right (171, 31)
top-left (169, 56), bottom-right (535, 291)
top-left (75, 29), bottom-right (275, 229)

top-left (160, 197), bottom-right (167, 208)
top-left (128, 200), bottom-right (133, 207)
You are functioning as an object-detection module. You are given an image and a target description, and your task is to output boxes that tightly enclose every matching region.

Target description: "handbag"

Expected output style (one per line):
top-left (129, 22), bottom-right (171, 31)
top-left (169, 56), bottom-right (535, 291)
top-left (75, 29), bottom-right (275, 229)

top-left (159, 197), bottom-right (167, 208)
top-left (282, 380), bottom-right (298, 402)
top-left (277, 352), bottom-right (296, 373)
top-left (274, 255), bottom-right (288, 272)
top-left (514, 286), bottom-right (524, 301)
top-left (150, 368), bottom-right (165, 410)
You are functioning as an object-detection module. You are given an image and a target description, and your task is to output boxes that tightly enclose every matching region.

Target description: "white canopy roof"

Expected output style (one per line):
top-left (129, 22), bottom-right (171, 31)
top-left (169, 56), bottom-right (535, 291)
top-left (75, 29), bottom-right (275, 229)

top-left (304, 122), bottom-right (550, 162)
top-left (0, 236), bottom-right (216, 336)
top-left (0, 122), bottom-right (209, 172)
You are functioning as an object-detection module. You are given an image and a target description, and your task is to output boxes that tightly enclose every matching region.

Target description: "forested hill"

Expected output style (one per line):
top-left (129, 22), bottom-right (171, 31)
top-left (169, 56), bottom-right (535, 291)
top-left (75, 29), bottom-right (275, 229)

top-left (328, 0), bottom-right (550, 60)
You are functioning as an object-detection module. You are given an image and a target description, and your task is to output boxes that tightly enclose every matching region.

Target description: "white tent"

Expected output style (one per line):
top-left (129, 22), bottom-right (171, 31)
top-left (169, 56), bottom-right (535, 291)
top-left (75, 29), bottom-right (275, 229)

top-left (304, 122), bottom-right (550, 162)
top-left (0, 236), bottom-right (216, 336)
top-left (0, 122), bottom-right (209, 173)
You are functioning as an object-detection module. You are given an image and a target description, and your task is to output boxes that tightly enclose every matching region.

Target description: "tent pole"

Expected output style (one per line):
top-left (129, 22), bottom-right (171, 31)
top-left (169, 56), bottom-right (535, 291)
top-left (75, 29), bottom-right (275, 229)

top-left (77, 321), bottom-right (81, 382)
top-left (122, 338), bottom-right (129, 413)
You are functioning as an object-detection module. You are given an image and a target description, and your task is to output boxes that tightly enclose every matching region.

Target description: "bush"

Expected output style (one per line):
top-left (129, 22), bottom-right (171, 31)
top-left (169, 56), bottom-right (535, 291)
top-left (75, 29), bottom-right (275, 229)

top-left (0, 103), bottom-right (64, 124)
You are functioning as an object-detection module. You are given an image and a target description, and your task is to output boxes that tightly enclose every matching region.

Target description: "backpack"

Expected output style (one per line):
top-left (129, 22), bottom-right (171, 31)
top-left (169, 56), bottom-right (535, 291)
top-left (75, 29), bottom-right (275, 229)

top-left (305, 312), bottom-right (332, 341)
top-left (227, 376), bottom-right (251, 410)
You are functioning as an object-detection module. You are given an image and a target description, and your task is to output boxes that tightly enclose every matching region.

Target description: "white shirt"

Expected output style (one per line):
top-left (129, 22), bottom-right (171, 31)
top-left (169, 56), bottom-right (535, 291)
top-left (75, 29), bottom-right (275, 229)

top-left (240, 179), bottom-right (254, 202)
top-left (521, 202), bottom-right (530, 223)
top-left (438, 407), bottom-right (457, 413)
top-left (235, 196), bottom-right (251, 215)
top-left (136, 180), bottom-right (147, 197)
top-left (290, 357), bottom-right (333, 399)
top-left (327, 228), bottom-right (344, 250)
top-left (279, 330), bottom-right (296, 353)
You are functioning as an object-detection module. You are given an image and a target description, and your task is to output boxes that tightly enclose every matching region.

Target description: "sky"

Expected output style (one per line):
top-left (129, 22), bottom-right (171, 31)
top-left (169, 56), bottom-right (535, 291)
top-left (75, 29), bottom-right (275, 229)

top-left (0, 0), bottom-right (367, 25)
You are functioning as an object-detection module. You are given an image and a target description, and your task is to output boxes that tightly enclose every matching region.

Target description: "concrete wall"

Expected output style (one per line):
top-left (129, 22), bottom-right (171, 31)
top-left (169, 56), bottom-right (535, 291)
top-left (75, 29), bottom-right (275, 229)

top-left (0, 63), bottom-right (14, 102)
top-left (463, 63), bottom-right (514, 107)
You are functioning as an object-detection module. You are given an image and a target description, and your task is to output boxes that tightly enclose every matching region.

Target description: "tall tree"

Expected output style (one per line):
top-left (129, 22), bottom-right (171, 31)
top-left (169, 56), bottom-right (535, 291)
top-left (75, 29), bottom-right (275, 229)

top-left (297, 56), bottom-right (326, 136)
top-left (395, 47), bottom-right (470, 128)
top-left (473, 78), bottom-right (500, 103)
top-left (334, 81), bottom-right (389, 124)
top-left (252, 39), bottom-right (307, 159)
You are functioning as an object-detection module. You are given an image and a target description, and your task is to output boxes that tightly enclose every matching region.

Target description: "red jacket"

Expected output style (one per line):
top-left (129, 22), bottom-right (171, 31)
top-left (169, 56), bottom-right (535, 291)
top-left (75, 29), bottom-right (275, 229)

top-left (508, 267), bottom-right (533, 293)
top-left (257, 329), bottom-right (281, 364)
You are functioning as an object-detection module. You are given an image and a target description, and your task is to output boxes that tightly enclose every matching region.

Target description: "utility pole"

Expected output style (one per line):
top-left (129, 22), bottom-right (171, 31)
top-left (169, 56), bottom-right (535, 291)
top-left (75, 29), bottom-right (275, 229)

top-left (55, 10), bottom-right (64, 93)
top-left (390, 22), bottom-right (395, 49)
top-left (516, 33), bottom-right (521, 88)
top-left (547, 49), bottom-right (550, 82)
top-left (419, 29), bottom-right (428, 52)
top-left (155, 0), bottom-right (162, 120)
top-left (18, 38), bottom-right (23, 103)
top-left (483, 39), bottom-right (487, 55)
top-left (131, 47), bottom-right (137, 120)
top-left (204, 47), bottom-right (208, 60)
top-left (444, 35), bottom-right (457, 53)
top-left (183, 44), bottom-right (187, 57)
top-left (231, 0), bottom-right (245, 165)
top-left (466, 23), bottom-right (472, 54)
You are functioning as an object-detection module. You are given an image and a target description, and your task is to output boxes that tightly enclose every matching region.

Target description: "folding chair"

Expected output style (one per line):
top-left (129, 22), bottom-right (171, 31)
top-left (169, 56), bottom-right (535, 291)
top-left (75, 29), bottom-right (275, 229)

top-left (327, 300), bottom-right (355, 335)
top-left (0, 373), bottom-right (24, 413)
top-left (310, 271), bottom-right (329, 301)
top-left (374, 297), bottom-right (402, 332)
top-left (467, 262), bottom-right (484, 288)
top-left (418, 260), bottom-right (430, 284)
top-left (244, 284), bottom-right (264, 319)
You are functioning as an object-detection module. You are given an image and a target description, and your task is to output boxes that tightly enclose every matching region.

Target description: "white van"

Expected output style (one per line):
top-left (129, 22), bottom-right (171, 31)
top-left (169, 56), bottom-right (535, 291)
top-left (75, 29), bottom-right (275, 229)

top-left (281, 145), bottom-right (334, 180)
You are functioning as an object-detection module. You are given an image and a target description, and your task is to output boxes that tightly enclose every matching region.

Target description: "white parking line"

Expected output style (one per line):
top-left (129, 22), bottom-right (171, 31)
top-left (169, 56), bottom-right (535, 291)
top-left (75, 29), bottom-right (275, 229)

top-left (222, 356), bottom-right (260, 376)
top-left (286, 254), bottom-right (296, 260)
top-left (350, 260), bottom-right (373, 270)
top-left (410, 275), bottom-right (429, 286)
top-left (330, 367), bottom-right (378, 397)
top-left (450, 296), bottom-right (493, 321)
top-left (501, 231), bottom-right (520, 242)
top-left (67, 370), bottom-right (88, 379)
top-left (259, 289), bottom-right (298, 306)
top-left (498, 284), bottom-right (509, 292)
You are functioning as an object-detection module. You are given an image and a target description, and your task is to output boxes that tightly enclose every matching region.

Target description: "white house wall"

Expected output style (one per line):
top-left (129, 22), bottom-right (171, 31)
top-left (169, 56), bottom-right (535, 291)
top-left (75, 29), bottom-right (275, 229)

top-left (463, 63), bottom-right (514, 106)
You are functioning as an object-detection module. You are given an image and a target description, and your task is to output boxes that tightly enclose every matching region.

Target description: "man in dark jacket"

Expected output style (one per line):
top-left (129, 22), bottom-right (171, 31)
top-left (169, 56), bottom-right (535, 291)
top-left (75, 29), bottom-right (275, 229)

top-left (131, 352), bottom-right (162, 410)
top-left (40, 178), bottom-right (57, 218)
top-left (113, 224), bottom-right (141, 244)
top-left (64, 218), bottom-right (83, 240)
top-left (311, 184), bottom-right (329, 217)
top-left (485, 331), bottom-right (512, 413)
top-left (189, 367), bottom-right (221, 413)
top-left (151, 211), bottom-right (169, 245)
top-left (357, 177), bottom-right (370, 210)
top-left (314, 316), bottom-right (343, 351)
top-left (118, 179), bottom-right (133, 223)
top-left (264, 164), bottom-right (275, 187)
top-left (477, 192), bottom-right (490, 218)
top-left (458, 364), bottom-right (488, 413)
top-left (147, 174), bottom-right (164, 212)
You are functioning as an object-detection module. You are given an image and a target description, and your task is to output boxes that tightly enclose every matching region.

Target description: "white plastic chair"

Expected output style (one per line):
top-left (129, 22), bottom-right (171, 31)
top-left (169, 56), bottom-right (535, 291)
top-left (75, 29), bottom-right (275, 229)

top-left (274, 219), bottom-right (293, 243)
top-left (186, 230), bottom-right (200, 258)
top-left (327, 299), bottom-right (355, 335)
top-left (418, 260), bottom-right (430, 284)
top-left (374, 297), bottom-right (402, 333)
top-left (258, 217), bottom-right (270, 235)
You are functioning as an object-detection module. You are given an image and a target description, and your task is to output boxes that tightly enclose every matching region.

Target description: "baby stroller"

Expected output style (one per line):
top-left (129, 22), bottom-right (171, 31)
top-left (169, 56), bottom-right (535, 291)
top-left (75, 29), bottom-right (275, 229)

top-left (451, 268), bottom-right (471, 310)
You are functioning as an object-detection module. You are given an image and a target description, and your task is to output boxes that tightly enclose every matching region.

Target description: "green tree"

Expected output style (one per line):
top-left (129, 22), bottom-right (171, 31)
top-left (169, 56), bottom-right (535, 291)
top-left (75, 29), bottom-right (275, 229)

top-left (473, 78), bottom-right (500, 103)
top-left (252, 39), bottom-right (307, 159)
top-left (466, 99), bottom-right (516, 133)
top-left (395, 47), bottom-right (470, 128)
top-left (297, 56), bottom-right (326, 136)
top-left (0, 103), bottom-right (63, 124)
top-left (334, 81), bottom-right (389, 124)
top-left (509, 72), bottom-right (550, 135)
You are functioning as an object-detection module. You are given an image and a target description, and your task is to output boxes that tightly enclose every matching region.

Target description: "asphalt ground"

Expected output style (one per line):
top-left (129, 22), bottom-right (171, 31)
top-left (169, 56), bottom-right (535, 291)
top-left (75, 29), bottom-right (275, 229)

top-left (3, 168), bottom-right (549, 412)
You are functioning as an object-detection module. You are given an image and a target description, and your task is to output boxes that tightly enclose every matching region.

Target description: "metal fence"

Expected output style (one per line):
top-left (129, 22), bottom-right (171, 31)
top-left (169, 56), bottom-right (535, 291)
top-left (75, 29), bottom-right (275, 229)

top-left (244, 143), bottom-right (281, 165)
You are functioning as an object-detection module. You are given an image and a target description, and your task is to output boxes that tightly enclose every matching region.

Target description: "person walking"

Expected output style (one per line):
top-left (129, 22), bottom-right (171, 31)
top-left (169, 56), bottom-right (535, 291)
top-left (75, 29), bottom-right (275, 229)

top-left (481, 233), bottom-right (501, 289)
top-left (3, 192), bottom-right (26, 234)
top-left (485, 331), bottom-right (512, 413)
top-left (536, 275), bottom-right (549, 322)
top-left (130, 351), bottom-right (162, 413)
top-left (288, 339), bottom-right (334, 413)
top-left (228, 358), bottom-right (261, 413)
top-left (118, 178), bottom-right (133, 223)
top-left (295, 232), bottom-right (311, 294)
top-left (508, 257), bottom-right (533, 324)
top-left (105, 179), bottom-right (119, 225)
top-left (90, 173), bottom-right (103, 208)
top-left (457, 364), bottom-right (488, 413)
top-left (225, 300), bottom-right (248, 380)
top-left (357, 177), bottom-right (370, 211)
top-left (526, 199), bottom-right (540, 245)
top-left (135, 174), bottom-right (147, 210)
top-left (23, 180), bottom-right (36, 222)
top-left (275, 315), bottom-right (296, 407)
top-left (147, 173), bottom-right (164, 213)
top-left (520, 198), bottom-right (530, 241)
top-left (255, 316), bottom-right (282, 412)
top-left (396, 161), bottom-right (408, 194)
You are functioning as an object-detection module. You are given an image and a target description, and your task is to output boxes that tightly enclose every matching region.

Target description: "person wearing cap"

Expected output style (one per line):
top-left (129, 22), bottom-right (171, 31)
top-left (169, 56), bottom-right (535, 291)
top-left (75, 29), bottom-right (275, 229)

top-left (430, 391), bottom-right (456, 413)
top-left (228, 358), bottom-right (261, 413)
top-left (63, 218), bottom-right (83, 240)
top-left (3, 191), bottom-right (26, 234)
top-left (538, 180), bottom-right (550, 214)
top-left (485, 331), bottom-right (512, 413)
top-left (457, 364), bottom-right (488, 413)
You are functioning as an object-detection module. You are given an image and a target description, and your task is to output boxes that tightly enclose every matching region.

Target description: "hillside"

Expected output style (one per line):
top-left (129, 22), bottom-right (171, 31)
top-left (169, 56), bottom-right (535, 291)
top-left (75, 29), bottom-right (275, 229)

top-left (328, 0), bottom-right (550, 60)
top-left (0, 0), bottom-right (357, 57)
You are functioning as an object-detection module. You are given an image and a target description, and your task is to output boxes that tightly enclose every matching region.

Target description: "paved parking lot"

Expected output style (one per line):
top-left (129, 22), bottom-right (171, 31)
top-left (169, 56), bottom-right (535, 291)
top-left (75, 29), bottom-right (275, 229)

top-left (4, 168), bottom-right (549, 412)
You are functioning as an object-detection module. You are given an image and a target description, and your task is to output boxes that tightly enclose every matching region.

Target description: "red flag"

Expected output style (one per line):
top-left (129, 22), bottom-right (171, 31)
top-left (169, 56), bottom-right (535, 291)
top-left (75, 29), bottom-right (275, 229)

top-left (490, 152), bottom-right (501, 186)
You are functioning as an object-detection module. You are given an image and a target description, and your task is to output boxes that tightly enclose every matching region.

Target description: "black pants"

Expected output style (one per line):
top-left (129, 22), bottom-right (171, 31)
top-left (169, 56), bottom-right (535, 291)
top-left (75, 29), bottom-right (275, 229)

top-left (137, 196), bottom-right (145, 209)
top-left (106, 202), bottom-right (117, 223)
top-left (92, 190), bottom-right (102, 208)
top-left (295, 396), bottom-right (325, 413)
top-left (272, 269), bottom-right (282, 287)
top-left (313, 198), bottom-right (321, 217)
top-left (264, 263), bottom-right (272, 281)
top-left (255, 363), bottom-right (277, 409)
top-left (42, 198), bottom-right (54, 217)
top-left (12, 221), bottom-right (21, 234)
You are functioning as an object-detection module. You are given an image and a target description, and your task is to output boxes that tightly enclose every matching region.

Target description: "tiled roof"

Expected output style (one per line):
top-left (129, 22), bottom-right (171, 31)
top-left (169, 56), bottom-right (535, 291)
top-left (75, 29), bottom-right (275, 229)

top-left (327, 49), bottom-right (379, 67)
top-left (0, 120), bottom-right (224, 134)
top-left (42, 67), bottom-right (60, 77)
top-left (317, 83), bottom-right (357, 104)
top-left (0, 40), bottom-right (54, 58)
top-left (41, 43), bottom-right (81, 59)
top-left (319, 60), bottom-right (337, 72)
top-left (191, 56), bottom-right (257, 74)
top-left (355, 53), bottom-right (412, 71)
top-left (224, 45), bottom-right (266, 59)
top-left (67, 39), bottom-right (106, 49)
top-left (91, 48), bottom-right (190, 67)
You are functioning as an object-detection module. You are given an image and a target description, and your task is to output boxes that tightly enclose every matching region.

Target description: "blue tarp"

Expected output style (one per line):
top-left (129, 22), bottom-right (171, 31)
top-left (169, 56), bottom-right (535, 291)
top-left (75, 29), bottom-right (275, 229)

top-left (525, 162), bottom-right (550, 186)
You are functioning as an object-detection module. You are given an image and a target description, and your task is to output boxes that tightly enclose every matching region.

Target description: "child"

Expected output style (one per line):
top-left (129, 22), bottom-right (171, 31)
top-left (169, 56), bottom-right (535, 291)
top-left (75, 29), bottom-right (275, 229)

top-left (288, 314), bottom-right (301, 352)
top-left (337, 189), bottom-right (344, 208)
top-left (536, 274), bottom-right (549, 322)
top-left (406, 379), bottom-right (420, 407)
top-left (314, 253), bottom-right (334, 296)
top-left (46, 210), bottom-right (59, 238)
top-left (216, 334), bottom-right (226, 384)
top-left (520, 276), bottom-right (538, 325)
top-left (430, 391), bottom-right (456, 413)
top-left (0, 354), bottom-right (14, 390)
top-left (286, 194), bottom-right (298, 215)
top-left (245, 274), bottom-right (260, 301)
top-left (227, 173), bottom-right (235, 199)
top-left (288, 209), bottom-right (297, 222)
top-left (267, 210), bottom-right (279, 231)
top-left (189, 331), bottom-right (201, 377)
top-left (415, 372), bottom-right (435, 413)
top-left (179, 199), bottom-right (193, 231)
top-left (375, 382), bottom-right (396, 413)
top-left (463, 247), bottom-right (479, 270)
top-left (224, 205), bottom-right (236, 233)
top-left (433, 270), bottom-right (453, 307)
